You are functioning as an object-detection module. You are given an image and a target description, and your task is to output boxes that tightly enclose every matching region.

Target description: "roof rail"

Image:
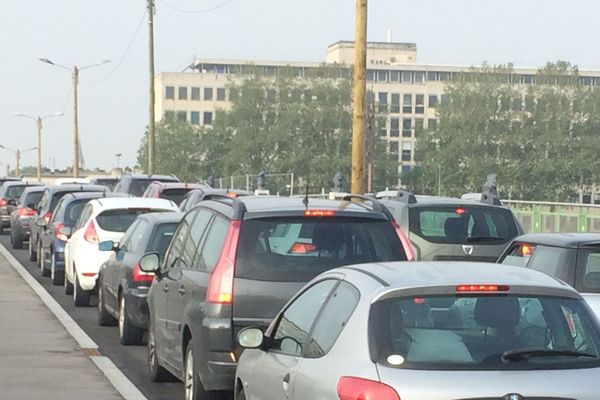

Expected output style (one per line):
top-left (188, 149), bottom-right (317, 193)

top-left (394, 190), bottom-right (417, 204)
top-left (341, 194), bottom-right (395, 221)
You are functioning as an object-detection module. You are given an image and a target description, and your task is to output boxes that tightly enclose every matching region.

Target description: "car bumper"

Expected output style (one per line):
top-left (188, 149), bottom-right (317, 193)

top-left (124, 287), bottom-right (149, 329)
top-left (1, 214), bottom-right (10, 228)
top-left (75, 248), bottom-right (111, 291)
top-left (53, 250), bottom-right (66, 271)
top-left (202, 351), bottom-right (237, 391)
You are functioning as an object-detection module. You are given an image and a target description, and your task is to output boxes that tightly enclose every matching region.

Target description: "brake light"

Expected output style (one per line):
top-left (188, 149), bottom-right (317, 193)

top-left (81, 272), bottom-right (97, 277)
top-left (0, 199), bottom-right (7, 207)
top-left (288, 242), bottom-right (317, 254)
top-left (132, 263), bottom-right (155, 283)
top-left (17, 207), bottom-right (36, 217)
top-left (337, 377), bottom-right (400, 400)
top-left (304, 210), bottom-right (336, 217)
top-left (413, 297), bottom-right (426, 304)
top-left (392, 220), bottom-right (415, 261)
top-left (455, 207), bottom-right (467, 215)
top-left (43, 211), bottom-right (52, 225)
top-left (54, 223), bottom-right (68, 241)
top-left (84, 221), bottom-right (99, 244)
top-left (521, 244), bottom-right (535, 257)
top-left (456, 284), bottom-right (510, 293)
top-left (226, 192), bottom-right (238, 198)
top-left (207, 220), bottom-right (241, 304)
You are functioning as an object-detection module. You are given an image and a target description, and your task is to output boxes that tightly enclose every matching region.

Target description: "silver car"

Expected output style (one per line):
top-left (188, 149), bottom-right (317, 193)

top-left (235, 261), bottom-right (600, 400)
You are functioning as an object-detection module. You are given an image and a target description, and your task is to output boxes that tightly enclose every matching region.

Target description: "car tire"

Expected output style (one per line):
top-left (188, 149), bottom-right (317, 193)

top-left (73, 272), bottom-right (91, 307)
top-left (97, 279), bottom-right (117, 326)
top-left (148, 319), bottom-right (173, 382)
top-left (50, 253), bottom-right (64, 286)
top-left (39, 242), bottom-right (50, 277)
top-left (28, 237), bottom-right (37, 261)
top-left (184, 340), bottom-right (225, 400)
top-left (64, 268), bottom-right (74, 295)
top-left (119, 294), bottom-right (144, 345)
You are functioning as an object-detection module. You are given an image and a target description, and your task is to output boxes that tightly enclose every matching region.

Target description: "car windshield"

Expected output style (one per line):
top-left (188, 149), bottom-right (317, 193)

top-left (146, 222), bottom-right (178, 258)
top-left (409, 206), bottom-right (518, 244)
top-left (369, 294), bottom-right (600, 371)
top-left (96, 208), bottom-right (171, 232)
top-left (159, 188), bottom-right (192, 205)
top-left (235, 217), bottom-right (406, 282)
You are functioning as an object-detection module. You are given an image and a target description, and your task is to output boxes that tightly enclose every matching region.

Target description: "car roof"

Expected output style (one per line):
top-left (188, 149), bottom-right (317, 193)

top-left (1, 181), bottom-right (43, 188)
top-left (21, 185), bottom-right (46, 193)
top-left (122, 173), bottom-right (179, 181)
top-left (236, 196), bottom-right (387, 215)
top-left (89, 197), bottom-right (178, 210)
top-left (61, 192), bottom-right (129, 202)
top-left (511, 232), bottom-right (600, 248)
top-left (46, 184), bottom-right (109, 193)
top-left (137, 211), bottom-right (183, 224)
top-left (151, 182), bottom-right (207, 190)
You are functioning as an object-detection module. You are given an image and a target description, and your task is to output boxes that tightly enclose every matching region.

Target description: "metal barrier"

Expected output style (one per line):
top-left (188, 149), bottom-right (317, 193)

top-left (503, 200), bottom-right (600, 233)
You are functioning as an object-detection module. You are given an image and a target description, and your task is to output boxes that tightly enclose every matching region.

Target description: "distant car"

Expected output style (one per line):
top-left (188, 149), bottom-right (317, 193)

top-left (64, 197), bottom-right (179, 306)
top-left (90, 177), bottom-right (120, 191)
top-left (9, 185), bottom-right (45, 249)
top-left (235, 261), bottom-right (600, 400)
top-left (97, 212), bottom-right (182, 345)
top-left (38, 192), bottom-right (130, 285)
top-left (28, 184), bottom-right (110, 265)
top-left (142, 181), bottom-right (207, 206)
top-left (0, 181), bottom-right (43, 233)
top-left (377, 190), bottom-right (523, 261)
top-left (179, 188), bottom-right (252, 213)
top-left (138, 195), bottom-right (412, 399)
top-left (54, 177), bottom-right (91, 185)
top-left (0, 177), bottom-right (21, 187)
top-left (113, 173), bottom-right (180, 197)
top-left (499, 233), bottom-right (600, 320)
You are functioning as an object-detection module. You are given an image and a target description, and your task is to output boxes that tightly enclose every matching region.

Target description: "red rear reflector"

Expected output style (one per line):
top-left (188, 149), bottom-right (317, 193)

top-left (17, 207), bottom-right (36, 217)
top-left (337, 377), bottom-right (400, 400)
top-left (84, 221), bottom-right (99, 244)
top-left (456, 284), bottom-right (510, 293)
top-left (521, 244), bottom-right (535, 257)
top-left (81, 272), bottom-right (97, 277)
top-left (132, 264), bottom-right (155, 283)
top-left (54, 223), bottom-right (68, 241)
top-left (455, 207), bottom-right (467, 215)
top-left (304, 210), bottom-right (336, 217)
top-left (207, 220), bottom-right (241, 304)
top-left (0, 199), bottom-right (7, 207)
top-left (288, 242), bottom-right (317, 254)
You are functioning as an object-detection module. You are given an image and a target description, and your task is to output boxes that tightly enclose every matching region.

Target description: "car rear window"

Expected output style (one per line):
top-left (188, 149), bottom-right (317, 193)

top-left (235, 217), bottom-right (406, 282)
top-left (146, 222), bottom-right (178, 258)
top-left (130, 179), bottom-right (177, 196)
top-left (160, 188), bottom-right (192, 205)
top-left (369, 294), bottom-right (600, 371)
top-left (409, 206), bottom-right (518, 244)
top-left (4, 185), bottom-right (27, 199)
top-left (96, 208), bottom-right (170, 232)
top-left (24, 191), bottom-right (43, 207)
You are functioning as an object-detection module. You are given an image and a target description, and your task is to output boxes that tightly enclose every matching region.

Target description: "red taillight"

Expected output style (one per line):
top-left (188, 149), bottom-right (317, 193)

top-left (456, 284), bottom-right (510, 293)
top-left (455, 207), bottom-right (467, 215)
top-left (82, 272), bottom-right (97, 277)
top-left (54, 223), bottom-right (68, 241)
top-left (207, 220), bottom-right (241, 304)
top-left (337, 377), bottom-right (400, 400)
top-left (43, 211), bottom-right (52, 225)
top-left (0, 199), bottom-right (7, 207)
top-left (392, 221), bottom-right (415, 261)
top-left (521, 244), bottom-right (535, 257)
top-left (84, 221), bottom-right (99, 244)
top-left (17, 207), bottom-right (36, 217)
top-left (304, 209), bottom-right (336, 217)
top-left (288, 242), bottom-right (317, 254)
top-left (132, 263), bottom-right (155, 283)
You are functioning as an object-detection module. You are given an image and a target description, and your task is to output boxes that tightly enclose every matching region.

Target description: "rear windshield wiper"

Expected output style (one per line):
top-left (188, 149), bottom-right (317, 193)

top-left (466, 236), bottom-right (506, 243)
top-left (502, 349), bottom-right (597, 362)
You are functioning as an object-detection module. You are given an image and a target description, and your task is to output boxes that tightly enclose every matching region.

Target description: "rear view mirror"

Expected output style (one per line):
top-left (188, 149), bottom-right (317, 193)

top-left (98, 240), bottom-right (116, 252)
top-left (139, 252), bottom-right (160, 273)
top-left (57, 226), bottom-right (73, 239)
top-left (237, 327), bottom-right (264, 349)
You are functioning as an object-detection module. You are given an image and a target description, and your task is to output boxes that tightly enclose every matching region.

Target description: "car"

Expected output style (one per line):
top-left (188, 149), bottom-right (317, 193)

top-left (38, 192), bottom-right (130, 285)
top-left (0, 176), bottom-right (22, 187)
top-left (235, 261), bottom-right (600, 400)
top-left (9, 185), bottom-right (45, 249)
top-left (113, 173), bottom-right (180, 197)
top-left (498, 233), bottom-right (600, 319)
top-left (137, 195), bottom-right (413, 399)
top-left (97, 212), bottom-right (182, 345)
top-left (0, 181), bottom-right (43, 233)
top-left (64, 197), bottom-right (179, 306)
top-left (54, 177), bottom-right (91, 185)
top-left (90, 177), bottom-right (120, 191)
top-left (28, 184), bottom-right (111, 264)
top-left (377, 189), bottom-right (523, 261)
top-left (179, 188), bottom-right (252, 213)
top-left (142, 181), bottom-right (208, 206)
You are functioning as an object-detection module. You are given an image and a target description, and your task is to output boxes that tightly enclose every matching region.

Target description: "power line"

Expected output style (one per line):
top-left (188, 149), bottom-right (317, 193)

top-left (158, 0), bottom-right (234, 14)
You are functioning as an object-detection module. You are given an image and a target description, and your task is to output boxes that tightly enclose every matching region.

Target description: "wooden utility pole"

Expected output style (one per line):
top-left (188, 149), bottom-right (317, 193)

top-left (15, 150), bottom-right (21, 178)
top-left (72, 66), bottom-right (80, 178)
top-left (351, 0), bottom-right (368, 194)
top-left (36, 117), bottom-right (42, 182)
top-left (147, 0), bottom-right (156, 174)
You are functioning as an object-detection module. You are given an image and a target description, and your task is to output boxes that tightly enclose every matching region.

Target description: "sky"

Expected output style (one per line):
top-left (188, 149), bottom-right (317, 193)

top-left (1, 0), bottom-right (599, 173)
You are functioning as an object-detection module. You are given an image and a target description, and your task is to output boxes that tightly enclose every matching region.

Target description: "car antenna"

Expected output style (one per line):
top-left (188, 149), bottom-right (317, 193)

top-left (302, 175), bottom-right (310, 210)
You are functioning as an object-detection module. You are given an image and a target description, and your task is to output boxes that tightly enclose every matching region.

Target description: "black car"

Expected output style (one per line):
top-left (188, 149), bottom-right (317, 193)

top-left (90, 177), bottom-right (120, 191)
top-left (138, 195), bottom-right (411, 399)
top-left (179, 188), bottom-right (252, 213)
top-left (113, 173), bottom-right (180, 197)
top-left (0, 181), bottom-right (43, 232)
top-left (97, 212), bottom-right (182, 345)
top-left (9, 185), bottom-right (45, 249)
top-left (28, 184), bottom-right (111, 266)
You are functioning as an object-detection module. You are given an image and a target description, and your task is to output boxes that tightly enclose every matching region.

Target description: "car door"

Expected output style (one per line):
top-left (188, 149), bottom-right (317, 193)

top-left (42, 198), bottom-right (65, 266)
top-left (104, 220), bottom-right (139, 310)
top-left (31, 190), bottom-right (49, 245)
top-left (242, 279), bottom-right (339, 400)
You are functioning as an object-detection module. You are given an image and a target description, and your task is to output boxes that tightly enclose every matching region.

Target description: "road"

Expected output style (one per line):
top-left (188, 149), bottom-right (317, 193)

top-left (0, 234), bottom-right (184, 400)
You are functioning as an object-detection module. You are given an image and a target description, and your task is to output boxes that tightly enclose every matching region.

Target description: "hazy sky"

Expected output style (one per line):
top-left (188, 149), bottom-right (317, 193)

top-left (1, 0), bottom-right (599, 173)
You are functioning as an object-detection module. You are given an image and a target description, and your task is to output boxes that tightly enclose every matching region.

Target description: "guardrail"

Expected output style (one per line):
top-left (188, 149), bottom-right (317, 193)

top-left (503, 200), bottom-right (600, 233)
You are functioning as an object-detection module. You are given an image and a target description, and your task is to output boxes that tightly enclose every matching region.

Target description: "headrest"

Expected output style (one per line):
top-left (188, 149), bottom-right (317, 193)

top-left (312, 224), bottom-right (345, 252)
top-left (474, 297), bottom-right (520, 329)
top-left (444, 218), bottom-right (465, 240)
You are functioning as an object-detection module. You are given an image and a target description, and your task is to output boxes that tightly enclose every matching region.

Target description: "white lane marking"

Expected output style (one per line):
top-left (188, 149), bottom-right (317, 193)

top-left (0, 243), bottom-right (148, 400)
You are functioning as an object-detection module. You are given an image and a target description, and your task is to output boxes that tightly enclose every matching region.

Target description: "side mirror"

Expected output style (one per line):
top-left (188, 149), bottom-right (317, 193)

top-left (139, 252), bottom-right (160, 273)
top-left (237, 327), bottom-right (264, 349)
top-left (98, 240), bottom-right (116, 252)
top-left (58, 226), bottom-right (73, 239)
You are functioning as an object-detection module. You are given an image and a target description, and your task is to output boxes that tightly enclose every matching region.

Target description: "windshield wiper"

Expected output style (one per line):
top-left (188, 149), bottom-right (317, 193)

top-left (466, 236), bottom-right (506, 243)
top-left (502, 349), bottom-right (597, 362)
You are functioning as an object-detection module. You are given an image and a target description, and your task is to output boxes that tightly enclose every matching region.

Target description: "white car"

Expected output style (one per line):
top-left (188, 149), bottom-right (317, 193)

top-left (64, 197), bottom-right (178, 306)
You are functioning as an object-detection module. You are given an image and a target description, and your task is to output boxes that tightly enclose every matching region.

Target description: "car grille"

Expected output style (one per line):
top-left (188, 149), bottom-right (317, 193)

top-left (433, 255), bottom-right (498, 262)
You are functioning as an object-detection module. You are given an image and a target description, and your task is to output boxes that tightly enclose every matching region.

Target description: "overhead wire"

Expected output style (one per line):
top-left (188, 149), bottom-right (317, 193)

top-left (158, 0), bottom-right (234, 14)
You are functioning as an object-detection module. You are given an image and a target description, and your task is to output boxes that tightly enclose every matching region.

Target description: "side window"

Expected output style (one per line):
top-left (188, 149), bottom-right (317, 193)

top-left (50, 198), bottom-right (65, 224)
top-left (128, 220), bottom-right (148, 254)
top-left (271, 279), bottom-right (338, 356)
top-left (163, 210), bottom-right (195, 271)
top-left (196, 215), bottom-right (229, 272)
top-left (119, 220), bottom-right (140, 252)
top-left (500, 243), bottom-right (536, 267)
top-left (576, 249), bottom-right (600, 293)
top-left (37, 191), bottom-right (48, 212)
top-left (304, 281), bottom-right (360, 358)
top-left (76, 204), bottom-right (93, 230)
top-left (528, 245), bottom-right (572, 283)
top-left (181, 209), bottom-right (213, 270)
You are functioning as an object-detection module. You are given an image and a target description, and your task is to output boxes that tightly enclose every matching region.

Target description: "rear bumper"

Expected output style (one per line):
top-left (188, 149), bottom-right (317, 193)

top-left (202, 351), bottom-right (237, 391)
top-left (198, 315), bottom-right (237, 391)
top-left (124, 288), bottom-right (149, 329)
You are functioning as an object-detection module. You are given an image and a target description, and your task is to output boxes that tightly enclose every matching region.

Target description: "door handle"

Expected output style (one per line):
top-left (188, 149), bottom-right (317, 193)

top-left (162, 284), bottom-right (169, 293)
top-left (178, 286), bottom-right (186, 295)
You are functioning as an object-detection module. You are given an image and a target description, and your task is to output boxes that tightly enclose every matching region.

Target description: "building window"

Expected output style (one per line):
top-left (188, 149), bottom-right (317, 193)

top-left (401, 142), bottom-right (412, 162)
top-left (414, 119), bottom-right (424, 136)
top-left (402, 118), bottom-right (412, 137)
top-left (178, 87), bottom-right (188, 100)
top-left (415, 95), bottom-right (425, 114)
top-left (428, 118), bottom-right (438, 130)
top-left (177, 111), bottom-right (187, 122)
top-left (390, 71), bottom-right (400, 82)
top-left (378, 92), bottom-right (388, 112)
top-left (165, 86), bottom-right (174, 99)
top-left (427, 71), bottom-right (437, 81)
top-left (401, 71), bottom-right (412, 83)
top-left (376, 70), bottom-right (388, 82)
top-left (190, 111), bottom-right (200, 125)
top-left (203, 111), bottom-right (213, 125)
top-left (367, 70), bottom-right (375, 82)
top-left (403, 94), bottom-right (413, 114)
top-left (414, 72), bottom-right (425, 84)
top-left (580, 77), bottom-right (593, 86)
top-left (216, 88), bottom-right (226, 101)
top-left (391, 93), bottom-right (400, 113)
top-left (428, 95), bottom-right (438, 108)
top-left (191, 87), bottom-right (200, 101)
top-left (204, 87), bottom-right (213, 101)
top-left (389, 142), bottom-right (398, 154)
top-left (402, 165), bottom-right (411, 174)
top-left (390, 118), bottom-right (400, 137)
top-left (438, 72), bottom-right (451, 82)
top-left (521, 75), bottom-right (535, 84)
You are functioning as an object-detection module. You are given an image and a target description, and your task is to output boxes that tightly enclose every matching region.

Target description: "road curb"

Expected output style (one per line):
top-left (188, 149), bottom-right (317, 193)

top-left (0, 243), bottom-right (147, 400)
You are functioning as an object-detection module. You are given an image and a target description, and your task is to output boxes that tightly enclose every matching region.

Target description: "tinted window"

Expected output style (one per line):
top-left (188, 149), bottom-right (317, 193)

top-left (409, 206), bottom-right (518, 244)
top-left (130, 178), bottom-right (178, 196)
top-left (235, 217), bottom-right (406, 282)
top-left (23, 191), bottom-right (43, 207)
top-left (146, 223), bottom-right (178, 258)
top-left (527, 245), bottom-right (573, 283)
top-left (95, 208), bottom-right (168, 232)
top-left (93, 179), bottom-right (118, 190)
top-left (160, 188), bottom-right (192, 206)
top-left (577, 249), bottom-right (600, 293)
top-left (4, 185), bottom-right (27, 199)
top-left (271, 280), bottom-right (337, 356)
top-left (119, 220), bottom-right (140, 252)
top-left (164, 212), bottom-right (193, 271)
top-left (128, 220), bottom-right (149, 254)
top-left (181, 210), bottom-right (212, 270)
top-left (76, 204), bottom-right (93, 229)
top-left (197, 216), bottom-right (229, 272)
top-left (50, 191), bottom-right (76, 211)
top-left (369, 295), bottom-right (600, 370)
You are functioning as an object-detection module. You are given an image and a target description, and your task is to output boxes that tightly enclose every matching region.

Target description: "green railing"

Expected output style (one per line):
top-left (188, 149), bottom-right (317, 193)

top-left (504, 200), bottom-right (600, 233)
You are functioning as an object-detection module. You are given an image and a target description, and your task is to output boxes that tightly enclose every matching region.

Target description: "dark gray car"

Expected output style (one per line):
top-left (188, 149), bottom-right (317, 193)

top-left (0, 181), bottom-right (43, 232)
top-left (9, 186), bottom-right (45, 249)
top-left (179, 188), bottom-right (252, 213)
top-left (113, 173), bottom-right (179, 197)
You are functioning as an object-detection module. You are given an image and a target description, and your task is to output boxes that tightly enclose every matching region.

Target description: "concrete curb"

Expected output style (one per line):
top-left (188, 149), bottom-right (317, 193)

top-left (0, 243), bottom-right (147, 400)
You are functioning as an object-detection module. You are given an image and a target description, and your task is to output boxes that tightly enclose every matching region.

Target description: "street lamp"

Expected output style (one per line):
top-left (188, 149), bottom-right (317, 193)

top-left (39, 58), bottom-right (111, 178)
top-left (115, 153), bottom-right (122, 169)
top-left (14, 112), bottom-right (63, 182)
top-left (0, 145), bottom-right (37, 177)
